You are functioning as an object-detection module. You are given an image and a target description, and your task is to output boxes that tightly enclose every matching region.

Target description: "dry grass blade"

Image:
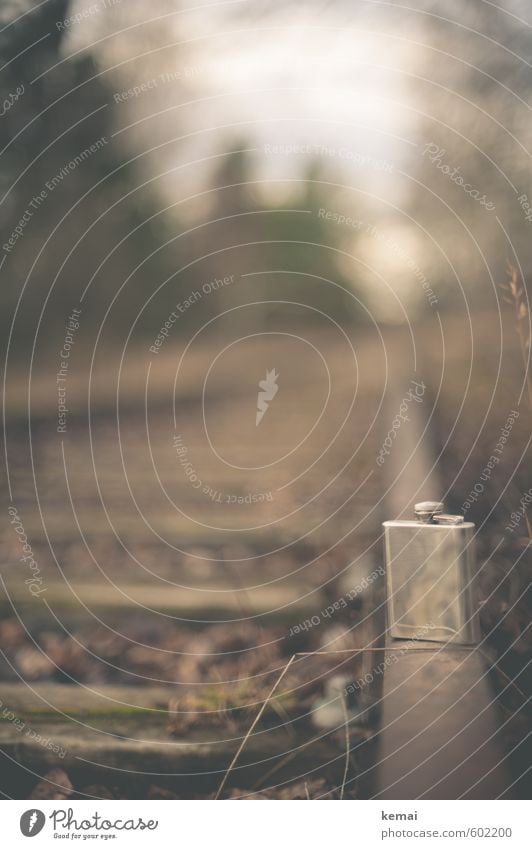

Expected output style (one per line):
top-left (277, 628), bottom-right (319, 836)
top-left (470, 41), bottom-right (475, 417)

top-left (214, 654), bottom-right (296, 799)
top-left (215, 645), bottom-right (472, 799)
top-left (503, 264), bottom-right (532, 410)
top-left (294, 646), bottom-right (473, 655)
top-left (340, 691), bottom-right (350, 800)
top-left (478, 647), bottom-right (528, 701)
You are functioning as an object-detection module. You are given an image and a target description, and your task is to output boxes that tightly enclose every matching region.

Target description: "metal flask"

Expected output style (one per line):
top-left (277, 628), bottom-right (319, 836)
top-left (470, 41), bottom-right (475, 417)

top-left (383, 501), bottom-right (480, 645)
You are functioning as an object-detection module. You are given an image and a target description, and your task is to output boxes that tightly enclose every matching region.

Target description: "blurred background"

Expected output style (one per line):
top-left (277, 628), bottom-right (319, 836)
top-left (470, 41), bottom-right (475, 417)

top-left (0, 0), bottom-right (530, 799)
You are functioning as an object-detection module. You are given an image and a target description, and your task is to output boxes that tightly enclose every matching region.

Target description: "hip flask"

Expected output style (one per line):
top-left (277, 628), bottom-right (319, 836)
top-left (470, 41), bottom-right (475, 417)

top-left (383, 501), bottom-right (480, 645)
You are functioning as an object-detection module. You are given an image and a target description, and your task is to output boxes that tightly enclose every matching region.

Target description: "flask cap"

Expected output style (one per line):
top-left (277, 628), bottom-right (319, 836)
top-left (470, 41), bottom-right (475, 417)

top-left (414, 501), bottom-right (444, 523)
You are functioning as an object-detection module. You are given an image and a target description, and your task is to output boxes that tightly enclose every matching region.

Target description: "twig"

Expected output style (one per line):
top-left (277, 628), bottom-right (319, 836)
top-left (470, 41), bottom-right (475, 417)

top-left (214, 654), bottom-right (296, 799)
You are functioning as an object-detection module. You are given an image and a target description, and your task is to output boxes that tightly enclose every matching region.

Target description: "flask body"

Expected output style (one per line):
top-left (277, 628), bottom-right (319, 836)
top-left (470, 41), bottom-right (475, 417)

top-left (383, 519), bottom-right (479, 645)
